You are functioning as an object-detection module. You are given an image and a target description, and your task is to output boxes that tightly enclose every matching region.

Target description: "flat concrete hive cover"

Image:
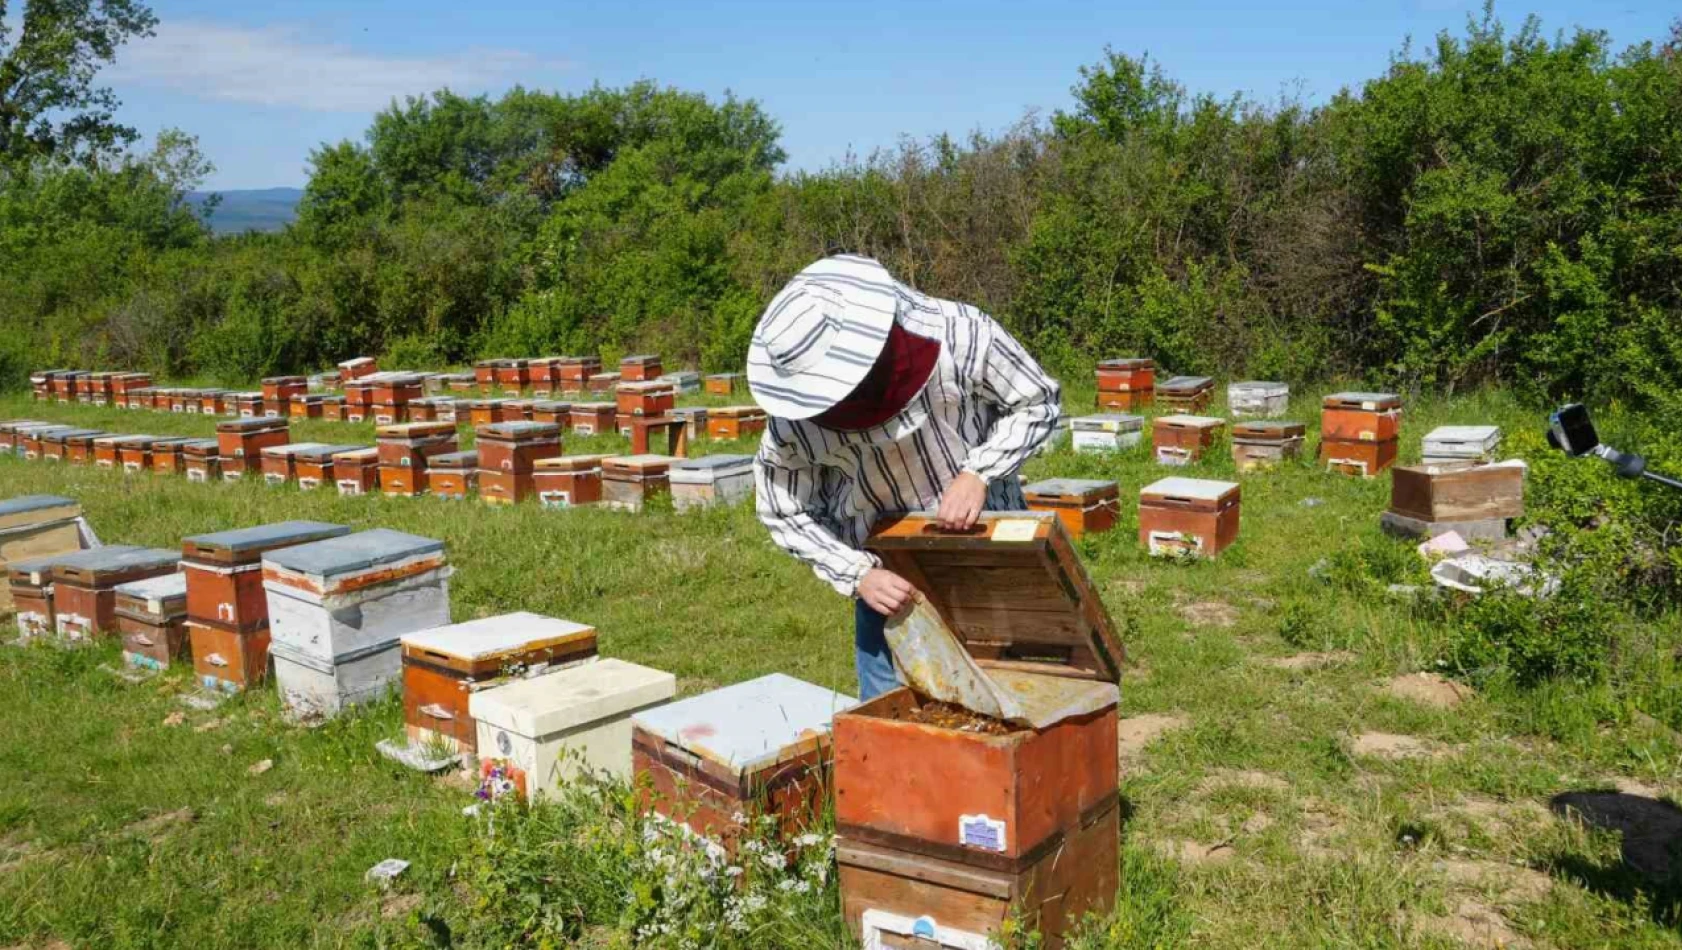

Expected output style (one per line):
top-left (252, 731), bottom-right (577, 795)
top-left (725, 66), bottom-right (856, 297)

top-left (1142, 477), bottom-right (1239, 501)
top-left (402, 611), bottom-right (593, 660)
top-left (264, 442), bottom-right (335, 457)
top-left (10, 546), bottom-right (139, 584)
top-left (1024, 478), bottom-right (1116, 500)
top-left (115, 572), bottom-right (188, 600)
top-left (1160, 375), bottom-right (1213, 391)
top-left (61, 546), bottom-right (179, 580)
top-left (1425, 425), bottom-right (1500, 442)
top-left (263, 528), bottom-right (444, 578)
top-left (470, 658), bottom-right (678, 738)
top-left (672, 454), bottom-right (752, 473)
top-left (185, 521), bottom-right (349, 557)
top-left (0, 495), bottom-right (77, 517)
top-left (631, 673), bottom-right (856, 772)
top-left (1157, 414), bottom-right (1225, 428)
top-left (1071, 413), bottom-right (1144, 432)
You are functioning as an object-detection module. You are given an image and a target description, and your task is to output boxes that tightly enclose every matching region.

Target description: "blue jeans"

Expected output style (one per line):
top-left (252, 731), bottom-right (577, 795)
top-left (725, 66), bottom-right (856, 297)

top-left (854, 600), bottom-right (900, 701)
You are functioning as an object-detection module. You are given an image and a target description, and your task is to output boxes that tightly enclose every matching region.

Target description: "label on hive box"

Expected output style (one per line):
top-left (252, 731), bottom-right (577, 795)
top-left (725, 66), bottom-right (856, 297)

top-left (1148, 530), bottom-right (1202, 558)
top-left (1156, 447), bottom-right (1192, 466)
top-left (337, 480), bottom-right (364, 496)
top-left (958, 814), bottom-right (1008, 852)
top-left (539, 490), bottom-right (572, 509)
top-left (990, 520), bottom-right (1039, 544)
top-left (861, 911), bottom-right (991, 950)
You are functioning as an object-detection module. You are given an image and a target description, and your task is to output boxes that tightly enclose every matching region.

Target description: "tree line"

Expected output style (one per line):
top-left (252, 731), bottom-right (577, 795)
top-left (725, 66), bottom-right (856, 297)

top-left (1, 4), bottom-right (1679, 415)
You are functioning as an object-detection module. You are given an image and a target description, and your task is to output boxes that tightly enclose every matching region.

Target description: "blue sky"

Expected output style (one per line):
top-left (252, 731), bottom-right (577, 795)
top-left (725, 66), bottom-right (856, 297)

top-left (102, 0), bottom-right (1677, 190)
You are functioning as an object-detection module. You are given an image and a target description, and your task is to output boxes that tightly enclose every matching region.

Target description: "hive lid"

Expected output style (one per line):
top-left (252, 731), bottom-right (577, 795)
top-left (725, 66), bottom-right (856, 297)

top-left (617, 380), bottom-right (675, 393)
top-left (1023, 478), bottom-right (1118, 501)
top-left (672, 454), bottom-right (753, 473)
top-left (867, 511), bottom-right (1124, 684)
top-left (588, 372), bottom-right (622, 381)
top-left (290, 443), bottom-right (367, 462)
top-left (712, 405), bottom-right (766, 418)
top-left (1141, 476), bottom-right (1240, 505)
top-left (1097, 357), bottom-right (1153, 370)
top-left (1423, 425), bottom-right (1500, 445)
top-left (476, 421), bottom-right (561, 440)
top-left (534, 454), bottom-right (609, 472)
top-left (262, 528), bottom-right (444, 578)
top-left (45, 428), bottom-right (103, 442)
top-left (621, 354), bottom-right (660, 365)
top-left (10, 545), bottom-right (141, 585)
top-left (183, 521), bottom-right (351, 563)
top-left (467, 398), bottom-right (510, 409)
top-left (1159, 375), bottom-right (1214, 392)
top-left (570, 401), bottom-right (615, 412)
top-left (471, 658), bottom-right (677, 738)
top-left (0, 495), bottom-right (78, 518)
top-left (217, 417), bottom-right (287, 433)
top-left (262, 442), bottom-right (336, 458)
top-left (1230, 381), bottom-right (1288, 395)
top-left (1155, 414), bottom-right (1226, 430)
top-left (402, 611), bottom-right (595, 661)
top-left (114, 572), bottom-right (188, 602)
top-left (0, 420), bottom-right (49, 432)
top-left (1324, 391), bottom-right (1401, 410)
top-left (1070, 413), bottom-right (1143, 433)
top-left (332, 447), bottom-right (379, 461)
top-left (1232, 420), bottom-right (1306, 440)
top-left (605, 454), bottom-right (675, 474)
top-left (531, 401), bottom-right (573, 412)
top-left (55, 546), bottom-right (179, 583)
top-left (261, 375), bottom-right (306, 384)
top-left (555, 356), bottom-right (598, 366)
top-left (180, 439), bottom-right (221, 454)
top-left (375, 422), bottom-right (456, 439)
top-left (429, 450), bottom-right (479, 468)
top-left (339, 357), bottom-right (375, 369)
top-left (373, 372), bottom-right (425, 385)
top-left (705, 372), bottom-right (744, 380)
top-left (631, 673), bottom-right (855, 771)
top-left (149, 437), bottom-right (198, 449)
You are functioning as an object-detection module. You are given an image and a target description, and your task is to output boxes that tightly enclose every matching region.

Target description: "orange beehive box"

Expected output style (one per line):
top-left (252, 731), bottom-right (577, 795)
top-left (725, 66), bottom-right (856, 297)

top-left (51, 547), bottom-right (180, 642)
top-left (189, 621), bottom-right (271, 693)
top-left (63, 430), bottom-right (104, 464)
top-left (499, 400), bottom-right (534, 423)
top-left (533, 455), bottom-right (607, 508)
top-left (332, 447), bottom-right (380, 495)
top-left (375, 422), bottom-right (459, 469)
top-left (708, 406), bottom-right (767, 441)
top-left (495, 359), bottom-right (530, 395)
top-left (338, 356), bottom-right (377, 381)
top-left (371, 374), bottom-right (425, 424)
top-left (1319, 437), bottom-right (1399, 478)
top-left (199, 390), bottom-right (230, 415)
top-left (477, 422), bottom-right (565, 505)
top-left (527, 358), bottom-right (559, 395)
top-left (473, 360), bottom-right (498, 392)
top-left (232, 392), bottom-right (264, 418)
top-left (342, 380), bottom-right (374, 421)
top-left (620, 354), bottom-right (662, 382)
top-left (467, 399), bottom-right (507, 428)
top-left (530, 400), bottom-right (573, 427)
top-left (1321, 392), bottom-right (1403, 442)
top-left (217, 418), bottom-right (289, 481)
top-left (260, 376), bottom-right (307, 402)
top-left (181, 440), bottom-right (222, 482)
top-left (91, 434), bottom-right (124, 469)
top-left (259, 443), bottom-right (325, 486)
top-left (182, 521), bottom-right (349, 637)
top-left (425, 451), bottom-right (478, 500)
top-left (1023, 478), bottom-right (1121, 539)
top-left (1139, 477), bottom-right (1241, 559)
top-left (292, 443), bottom-right (365, 491)
top-left (1095, 357), bottom-right (1154, 392)
top-left (616, 380), bottom-right (676, 418)
top-left (321, 394), bottom-right (347, 421)
top-left (114, 435), bottom-right (158, 473)
top-left (555, 356), bottom-right (602, 394)
top-left (379, 465), bottom-right (426, 497)
top-left (289, 394), bottom-right (325, 419)
top-left (150, 438), bottom-right (194, 476)
top-left (704, 373), bottom-right (744, 396)
top-left (1151, 414), bottom-right (1226, 466)
top-left (587, 371), bottom-right (621, 393)
top-left (569, 402), bottom-right (617, 436)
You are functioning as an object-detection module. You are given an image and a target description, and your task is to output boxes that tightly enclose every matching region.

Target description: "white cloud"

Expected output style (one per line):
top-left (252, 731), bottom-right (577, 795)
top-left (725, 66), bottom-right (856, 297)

top-left (110, 19), bottom-right (565, 112)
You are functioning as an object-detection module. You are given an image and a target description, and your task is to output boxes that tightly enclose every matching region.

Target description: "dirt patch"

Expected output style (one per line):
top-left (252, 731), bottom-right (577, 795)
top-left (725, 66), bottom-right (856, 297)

top-left (1179, 600), bottom-right (1240, 629)
top-left (1414, 899), bottom-right (1529, 949)
top-left (1198, 769), bottom-right (1291, 794)
top-left (263, 793), bottom-right (289, 807)
top-left (1159, 838), bottom-right (1236, 865)
top-left (123, 807), bottom-right (196, 840)
top-left (193, 717), bottom-right (226, 733)
top-left (1265, 652), bottom-right (1354, 671)
top-left (435, 768), bottom-right (478, 793)
top-left (1447, 796), bottom-right (1551, 836)
top-left (1351, 732), bottom-right (1434, 761)
top-left (1240, 813), bottom-right (1275, 835)
top-left (381, 893), bottom-right (424, 920)
top-left (1118, 714), bottom-right (1190, 763)
top-left (1552, 789), bottom-right (1682, 882)
top-left (1435, 859), bottom-right (1553, 904)
top-left (1295, 798), bottom-right (1349, 859)
top-left (1384, 672), bottom-right (1472, 710)
top-left (1106, 578), bottom-right (1147, 598)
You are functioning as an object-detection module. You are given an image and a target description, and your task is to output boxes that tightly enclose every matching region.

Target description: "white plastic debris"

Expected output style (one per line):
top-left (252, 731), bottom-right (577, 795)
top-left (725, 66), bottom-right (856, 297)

top-left (376, 739), bottom-right (462, 774)
top-left (366, 858), bottom-right (410, 888)
top-left (1417, 531), bottom-right (1470, 560)
top-left (1430, 555), bottom-right (1560, 598)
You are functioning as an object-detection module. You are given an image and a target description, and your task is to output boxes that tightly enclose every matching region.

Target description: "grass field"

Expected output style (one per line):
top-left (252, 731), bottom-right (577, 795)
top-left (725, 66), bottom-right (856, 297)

top-left (1, 387), bottom-right (1680, 949)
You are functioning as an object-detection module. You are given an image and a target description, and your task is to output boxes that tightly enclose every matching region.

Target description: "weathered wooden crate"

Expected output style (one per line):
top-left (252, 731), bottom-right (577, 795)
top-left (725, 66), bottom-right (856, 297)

top-left (708, 406), bottom-right (768, 441)
top-left (263, 529), bottom-right (452, 720)
top-left (633, 673), bottom-right (855, 843)
top-left (52, 547), bottom-right (179, 643)
top-left (669, 455), bottom-right (754, 511)
top-left (1231, 420), bottom-right (1306, 472)
top-left (1023, 478), bottom-right (1121, 539)
top-left (1422, 425), bottom-right (1501, 464)
top-left (619, 354), bottom-right (663, 382)
top-left (1319, 437), bottom-right (1398, 478)
top-left (116, 572), bottom-right (189, 671)
top-left (1321, 392), bottom-right (1403, 442)
top-left (1140, 477), bottom-right (1241, 559)
top-left (401, 611), bottom-right (600, 753)
top-left (291, 444), bottom-right (366, 491)
top-left (1228, 381), bottom-right (1289, 417)
top-left (0, 496), bottom-right (87, 613)
top-left (1158, 375), bottom-right (1215, 413)
top-left (1388, 461), bottom-right (1525, 525)
top-left (616, 380), bottom-right (676, 418)
top-left (1071, 413), bottom-right (1143, 453)
top-left (1152, 415), bottom-right (1226, 466)
top-left (216, 417), bottom-right (289, 480)
top-left (569, 402), bottom-right (617, 436)
top-left (425, 451), bottom-right (479, 500)
top-left (603, 454), bottom-right (674, 512)
top-left (473, 658), bottom-right (676, 800)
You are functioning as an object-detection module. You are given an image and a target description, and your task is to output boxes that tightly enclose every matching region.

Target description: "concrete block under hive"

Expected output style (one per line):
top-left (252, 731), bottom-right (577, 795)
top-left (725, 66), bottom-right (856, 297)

top-left (587, 371), bottom-right (621, 393)
top-left (1070, 413), bottom-right (1142, 454)
top-left (149, 438), bottom-right (195, 476)
top-left (216, 417), bottom-right (289, 481)
top-left (181, 440), bottom-right (222, 483)
top-left (473, 658), bottom-right (676, 801)
top-left (263, 529), bottom-right (452, 720)
top-left (1422, 425), bottom-right (1501, 465)
top-left (1382, 461), bottom-right (1526, 540)
top-left (332, 448), bottom-right (380, 496)
top-left (1231, 420), bottom-right (1306, 472)
top-left (1023, 478), bottom-right (1121, 539)
top-left (616, 380), bottom-right (676, 418)
top-left (633, 673), bottom-right (855, 844)
top-left (1152, 415), bottom-right (1226, 466)
top-left (476, 421), bottom-right (564, 505)
top-left (619, 354), bottom-right (662, 382)
top-left (425, 451), bottom-right (478, 500)
top-left (1139, 477), bottom-right (1241, 559)
top-left (670, 454), bottom-right (754, 511)
top-left (116, 572), bottom-right (189, 671)
top-left (1228, 381), bottom-right (1289, 417)
top-left (533, 455), bottom-right (607, 508)
top-left (0, 495), bottom-right (88, 613)
top-left (705, 373), bottom-right (744, 396)
top-left (291, 443), bottom-right (366, 491)
top-left (1157, 375), bottom-right (1214, 413)
top-left (708, 406), bottom-right (767, 441)
top-left (400, 611), bottom-right (600, 754)
top-left (52, 546), bottom-right (179, 643)
top-left (555, 356), bottom-right (602, 394)
top-left (602, 454), bottom-right (674, 512)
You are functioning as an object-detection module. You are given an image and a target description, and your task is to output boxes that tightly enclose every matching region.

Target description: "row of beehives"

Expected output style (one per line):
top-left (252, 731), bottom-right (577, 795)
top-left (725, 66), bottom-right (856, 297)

top-left (0, 418), bottom-right (764, 513)
top-left (1, 500), bottom-right (1122, 949)
top-left (1093, 358), bottom-right (1288, 416)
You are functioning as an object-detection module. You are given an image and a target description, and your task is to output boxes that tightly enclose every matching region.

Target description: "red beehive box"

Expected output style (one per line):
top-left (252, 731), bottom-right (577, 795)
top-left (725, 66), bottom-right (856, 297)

top-left (52, 547), bottom-right (180, 643)
top-left (289, 394), bottom-right (325, 419)
top-left (407, 398), bottom-right (438, 423)
top-left (30, 370), bottom-right (58, 401)
top-left (181, 440), bottom-right (221, 483)
top-left (92, 434), bottom-right (124, 469)
top-left (379, 464), bottom-right (426, 497)
top-left (52, 372), bottom-right (79, 403)
top-left (616, 381), bottom-right (676, 418)
top-left (569, 402), bottom-right (616, 436)
top-left (234, 392), bottom-right (265, 418)
top-left (709, 406), bottom-right (768, 441)
top-left (169, 388), bottom-right (197, 413)
top-left (338, 356), bottom-right (377, 381)
top-left (74, 373), bottom-right (95, 403)
top-left (587, 371), bottom-right (621, 393)
top-left (199, 390), bottom-right (229, 415)
top-left (375, 422), bottom-right (459, 469)
top-left (332, 447), bottom-right (380, 495)
top-left (1151, 414), bottom-right (1226, 466)
top-left (1023, 478), bottom-right (1121, 539)
top-left (704, 373), bottom-right (744, 396)
top-left (495, 359), bottom-right (530, 395)
top-left (530, 401), bottom-right (573, 428)
top-left (372, 374), bottom-right (425, 424)
top-left (321, 394), bottom-right (347, 421)
top-left (182, 520), bottom-right (349, 641)
top-left (444, 373), bottom-right (477, 394)
top-left (838, 512), bottom-right (1122, 949)
top-left (602, 454), bottom-right (674, 512)
top-left (1321, 391), bottom-right (1403, 442)
top-left (292, 443), bottom-right (365, 491)
top-left (1139, 477), bottom-right (1242, 559)
top-left (425, 451), bottom-right (478, 500)
top-left (476, 421), bottom-right (565, 505)
top-left (64, 430), bottom-right (104, 464)
top-left (528, 358), bottom-right (561, 396)
top-left (343, 380), bottom-right (374, 422)
top-left (87, 373), bottom-right (114, 406)
top-left (1320, 437), bottom-right (1399, 479)
top-left (1096, 357), bottom-right (1154, 393)
top-left (473, 360), bottom-right (498, 392)
top-left (500, 400), bottom-right (535, 423)
top-left (261, 443), bottom-right (336, 486)
top-left (468, 399), bottom-right (507, 428)
top-left (261, 376), bottom-right (307, 403)
top-left (116, 573), bottom-right (190, 671)
top-left (556, 356), bottom-right (602, 394)
top-left (533, 455), bottom-right (607, 508)
top-left (39, 427), bottom-right (76, 462)
top-left (19, 425), bottom-right (73, 460)
top-left (114, 435), bottom-right (158, 473)
top-left (620, 354), bottom-right (662, 382)
top-left (150, 438), bottom-right (194, 476)
top-left (217, 417), bottom-right (289, 480)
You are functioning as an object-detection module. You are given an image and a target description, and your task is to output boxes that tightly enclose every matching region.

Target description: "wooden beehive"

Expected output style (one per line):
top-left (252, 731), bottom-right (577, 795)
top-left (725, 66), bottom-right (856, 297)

top-left (705, 373), bottom-right (744, 396)
top-left (473, 360), bottom-right (498, 392)
top-left (375, 422), bottom-right (459, 469)
top-left (182, 521), bottom-right (351, 646)
top-left (291, 443), bottom-right (366, 491)
top-left (181, 440), bottom-right (222, 483)
top-left (587, 371), bottom-right (621, 393)
top-left (216, 417), bottom-right (289, 480)
top-left (1095, 357), bottom-right (1154, 393)
top-left (1023, 478), bottom-right (1121, 539)
top-left (569, 402), bottom-right (617, 436)
top-left (661, 371), bottom-right (701, 395)
top-left (261, 375), bottom-right (307, 403)
top-left (1231, 420), bottom-right (1306, 472)
top-left (556, 356), bottom-right (602, 394)
top-left (332, 448), bottom-right (379, 496)
top-left (1139, 477), bottom-right (1241, 559)
top-left (261, 442), bottom-right (336, 486)
top-left (619, 354), bottom-right (662, 382)
top-left (669, 454), bottom-right (754, 511)
top-left (426, 451), bottom-right (479, 500)
top-left (532, 454), bottom-right (608, 508)
top-left (527, 357), bottom-right (561, 395)
top-left (633, 673), bottom-right (855, 843)
top-left (1421, 425), bottom-right (1501, 465)
top-left (1228, 381), bottom-right (1289, 417)
top-left (530, 400), bottom-right (573, 427)
top-left (9, 547), bottom-right (139, 641)
top-left (115, 572), bottom-right (189, 671)
top-left (378, 464), bottom-right (426, 497)
top-left (1321, 391), bottom-right (1402, 442)
top-left (150, 438), bottom-right (194, 476)
top-left (1152, 415), bottom-right (1226, 466)
top-left (198, 389), bottom-right (230, 415)
top-left (494, 359), bottom-right (530, 395)
top-left (0, 495), bottom-right (87, 612)
top-left (52, 546), bottom-right (179, 643)
top-left (341, 380), bottom-right (373, 421)
top-left (338, 356), bottom-right (377, 381)
top-left (371, 373), bottom-right (425, 424)
top-left (400, 612), bottom-right (600, 753)
top-left (499, 399), bottom-right (535, 423)
top-left (232, 392), bottom-right (263, 418)
top-left (63, 429), bottom-right (104, 464)
top-left (1388, 461), bottom-right (1525, 525)
top-left (1319, 437), bottom-right (1398, 479)
top-left (603, 454), bottom-right (674, 511)
top-left (1157, 375), bottom-right (1215, 413)
top-left (20, 425), bottom-right (75, 460)
top-left (467, 399), bottom-right (507, 427)
top-left (616, 380), bottom-right (676, 418)
top-left (288, 394), bottom-right (325, 419)
top-left (708, 405), bottom-right (767, 441)
top-left (1070, 413), bottom-right (1143, 454)
top-left (476, 421), bottom-right (564, 505)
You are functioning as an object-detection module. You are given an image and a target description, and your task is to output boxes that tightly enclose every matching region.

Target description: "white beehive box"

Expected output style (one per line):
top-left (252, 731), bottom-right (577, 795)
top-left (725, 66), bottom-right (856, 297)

top-left (1422, 425), bottom-right (1501, 464)
top-left (669, 455), bottom-right (755, 511)
top-left (1071, 414), bottom-right (1144, 453)
top-left (262, 529), bottom-right (452, 720)
top-left (1228, 381), bottom-right (1289, 417)
top-left (471, 658), bottom-right (677, 799)
top-left (659, 371), bottom-right (701, 395)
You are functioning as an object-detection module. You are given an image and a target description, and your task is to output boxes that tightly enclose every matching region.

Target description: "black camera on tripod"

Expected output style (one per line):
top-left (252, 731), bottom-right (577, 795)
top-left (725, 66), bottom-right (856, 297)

top-left (1549, 404), bottom-right (1682, 491)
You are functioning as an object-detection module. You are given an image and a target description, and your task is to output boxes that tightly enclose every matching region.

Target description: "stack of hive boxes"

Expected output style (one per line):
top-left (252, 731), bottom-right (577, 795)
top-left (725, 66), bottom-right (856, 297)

top-left (115, 572), bottom-right (190, 671)
top-left (1024, 479), bottom-right (1121, 539)
top-left (556, 356), bottom-right (601, 395)
top-left (52, 547), bottom-right (179, 643)
top-left (836, 513), bottom-right (1121, 948)
top-left (570, 402), bottom-right (616, 436)
top-left (620, 354), bottom-right (662, 382)
top-left (1320, 392), bottom-right (1402, 478)
top-left (339, 357), bottom-right (377, 382)
top-left (342, 378), bottom-right (374, 422)
top-left (477, 421), bottom-right (564, 505)
top-left (705, 373), bottom-right (744, 396)
top-left (372, 373), bottom-right (426, 424)
top-left (264, 529), bottom-right (452, 721)
top-left (1096, 358), bottom-right (1154, 410)
top-left (217, 417), bottom-right (289, 481)
top-left (0, 496), bottom-right (91, 613)
top-left (377, 423), bottom-right (459, 498)
top-left (9, 547), bottom-right (138, 641)
top-left (495, 360), bottom-right (530, 396)
top-left (1231, 421), bottom-right (1306, 472)
top-left (182, 522), bottom-right (350, 695)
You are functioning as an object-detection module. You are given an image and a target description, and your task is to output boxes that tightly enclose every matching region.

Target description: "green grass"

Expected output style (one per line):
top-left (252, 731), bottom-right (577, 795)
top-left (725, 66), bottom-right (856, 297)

top-left (1, 386), bottom-right (1680, 948)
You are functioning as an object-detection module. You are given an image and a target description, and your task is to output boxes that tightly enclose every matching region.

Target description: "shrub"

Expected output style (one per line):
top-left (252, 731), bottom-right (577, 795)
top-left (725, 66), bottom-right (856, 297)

top-left (1442, 576), bottom-right (1614, 686)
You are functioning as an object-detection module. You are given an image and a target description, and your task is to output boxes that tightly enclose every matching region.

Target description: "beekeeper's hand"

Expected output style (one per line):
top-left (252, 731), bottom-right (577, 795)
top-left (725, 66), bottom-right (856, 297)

top-left (936, 471), bottom-right (987, 530)
top-left (859, 568), bottom-right (916, 617)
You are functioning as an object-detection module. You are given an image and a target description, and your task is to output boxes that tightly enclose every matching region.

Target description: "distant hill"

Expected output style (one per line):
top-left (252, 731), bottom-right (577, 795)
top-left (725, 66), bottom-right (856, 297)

top-left (187, 188), bottom-right (303, 235)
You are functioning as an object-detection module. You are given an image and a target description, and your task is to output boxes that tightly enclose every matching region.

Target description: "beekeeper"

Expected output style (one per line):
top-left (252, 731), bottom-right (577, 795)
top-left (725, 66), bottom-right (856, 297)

top-left (750, 254), bottom-right (1063, 699)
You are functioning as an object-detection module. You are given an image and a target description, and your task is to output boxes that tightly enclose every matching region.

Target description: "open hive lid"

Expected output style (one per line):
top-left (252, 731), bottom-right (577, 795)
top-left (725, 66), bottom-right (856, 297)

top-left (375, 422), bottom-right (456, 440)
top-left (867, 512), bottom-right (1124, 689)
top-left (291, 443), bottom-right (367, 462)
top-left (217, 417), bottom-right (287, 433)
top-left (429, 450), bottom-right (479, 469)
top-left (1141, 476), bottom-right (1240, 509)
top-left (475, 421), bottom-right (561, 441)
top-left (0, 495), bottom-right (80, 530)
top-left (535, 454), bottom-right (608, 473)
top-left (472, 658), bottom-right (676, 738)
top-left (604, 454), bottom-right (674, 476)
top-left (114, 571), bottom-right (188, 613)
top-left (1070, 413), bottom-right (1143, 433)
top-left (183, 521), bottom-right (350, 565)
top-left (1022, 478), bottom-right (1118, 503)
top-left (401, 611), bottom-right (596, 665)
top-left (631, 673), bottom-right (856, 772)
top-left (1155, 414), bottom-right (1225, 431)
top-left (670, 454), bottom-right (753, 483)
top-left (9, 546), bottom-right (135, 586)
top-left (1324, 391), bottom-right (1401, 411)
top-left (54, 546), bottom-right (178, 585)
top-left (262, 528), bottom-right (444, 586)
top-left (1233, 420), bottom-right (1306, 441)
top-left (1159, 375), bottom-right (1214, 393)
